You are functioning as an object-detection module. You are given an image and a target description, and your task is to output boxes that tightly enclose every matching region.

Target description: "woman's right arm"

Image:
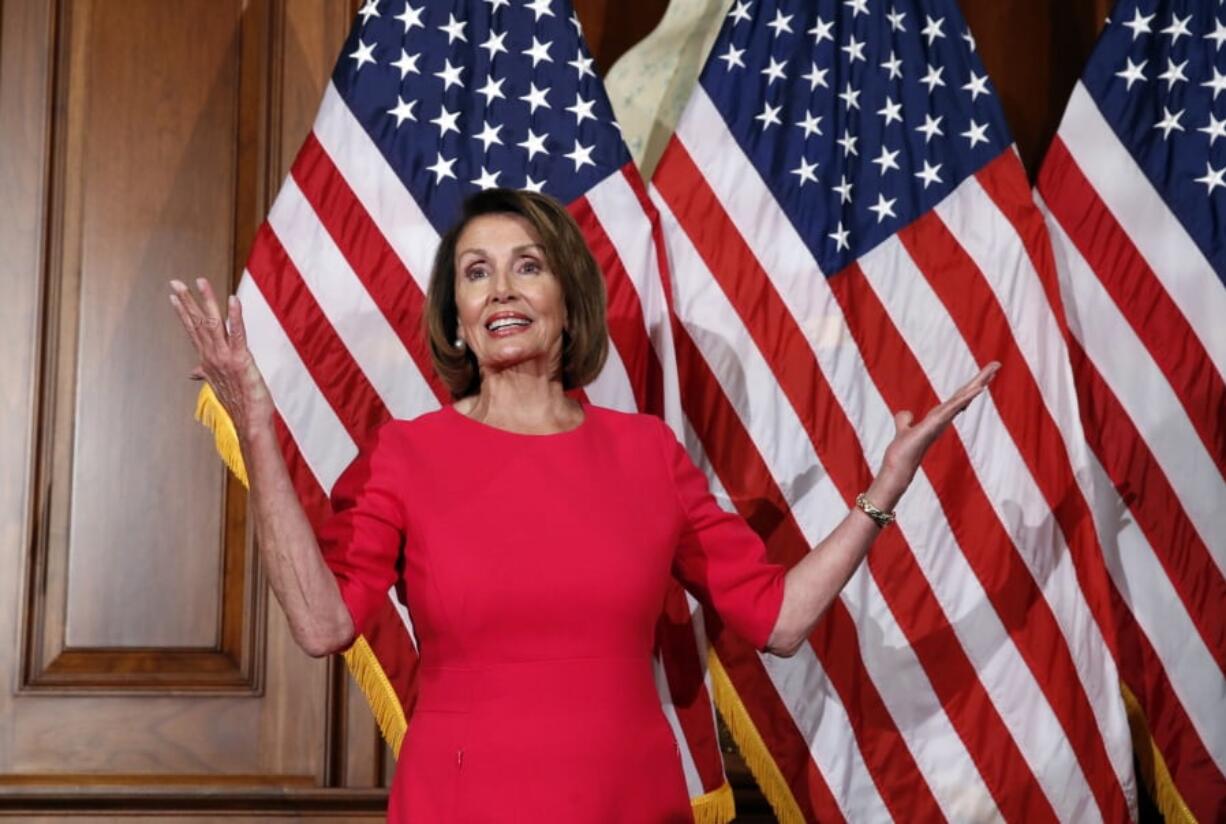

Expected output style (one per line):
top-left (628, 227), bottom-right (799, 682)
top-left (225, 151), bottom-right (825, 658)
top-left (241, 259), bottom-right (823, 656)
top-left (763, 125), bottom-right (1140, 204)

top-left (169, 278), bottom-right (354, 657)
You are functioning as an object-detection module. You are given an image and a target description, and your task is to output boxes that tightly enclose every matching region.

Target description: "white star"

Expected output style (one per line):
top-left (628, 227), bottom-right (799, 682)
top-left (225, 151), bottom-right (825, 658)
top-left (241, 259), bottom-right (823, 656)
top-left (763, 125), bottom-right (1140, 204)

top-left (833, 175), bottom-right (854, 204)
top-left (877, 96), bottom-right (903, 126)
top-left (915, 159), bottom-right (943, 189)
top-left (430, 106), bottom-right (460, 136)
top-left (439, 13), bottom-right (467, 44)
top-left (922, 15), bottom-right (946, 45)
top-left (962, 119), bottom-right (990, 147)
top-left (564, 140), bottom-right (595, 171)
top-left (869, 193), bottom-right (898, 223)
top-left (887, 9), bottom-right (907, 31)
top-left (881, 52), bottom-right (903, 80)
top-left (523, 175), bottom-right (545, 193)
top-left (426, 152), bottom-right (456, 183)
top-left (767, 9), bottom-right (793, 37)
top-left (1154, 105), bottom-right (1185, 139)
top-left (1161, 13), bottom-right (1192, 44)
top-left (791, 156), bottom-right (819, 186)
top-left (524, 37), bottom-right (553, 66)
top-left (358, 0), bottom-right (380, 25)
top-left (526, 0), bottom-right (554, 21)
top-left (755, 101), bottom-right (782, 129)
top-left (473, 121), bottom-right (503, 151)
top-left (395, 2), bottom-right (424, 33)
top-left (809, 16), bottom-right (835, 44)
top-left (837, 130), bottom-right (858, 156)
top-left (920, 64), bottom-right (945, 91)
top-left (387, 96), bottom-right (417, 127)
top-left (1202, 67), bottom-right (1226, 99)
top-left (845, 0), bottom-right (869, 18)
top-left (349, 39), bottom-right (377, 70)
top-left (802, 62), bottom-right (829, 89)
top-left (963, 28), bottom-right (976, 51)
top-left (480, 30), bottom-right (509, 60)
top-left (1115, 57), bottom-right (1147, 90)
top-left (477, 75), bottom-right (506, 104)
top-left (963, 71), bottom-right (990, 100)
top-left (843, 35), bottom-right (867, 64)
top-left (435, 59), bottom-right (464, 90)
top-left (520, 82), bottom-right (550, 113)
top-left (518, 129), bottom-right (549, 160)
top-left (728, 0), bottom-right (752, 25)
top-left (761, 56), bottom-right (788, 84)
top-left (796, 110), bottom-right (823, 138)
top-left (839, 82), bottom-right (861, 110)
top-left (1194, 162), bottom-right (1226, 194)
top-left (473, 166), bottom-right (501, 190)
top-left (916, 113), bottom-right (944, 142)
top-left (1122, 8), bottom-right (1154, 40)
top-left (391, 49), bottom-right (420, 79)
top-left (568, 53), bottom-right (596, 80)
top-left (1159, 58), bottom-right (1189, 87)
top-left (1199, 112), bottom-right (1226, 145)
top-left (569, 11), bottom-right (582, 32)
top-left (718, 43), bottom-right (746, 70)
top-left (829, 221), bottom-right (851, 251)
top-left (873, 145), bottom-right (901, 174)
top-left (484, 0), bottom-right (510, 11)
top-left (1206, 18), bottom-right (1226, 51)
top-left (567, 95), bottom-right (596, 124)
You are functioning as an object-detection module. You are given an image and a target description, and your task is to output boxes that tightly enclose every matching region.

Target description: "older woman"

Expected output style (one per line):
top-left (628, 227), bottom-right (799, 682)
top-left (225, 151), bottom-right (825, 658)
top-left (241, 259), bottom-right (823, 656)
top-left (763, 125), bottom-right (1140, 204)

top-left (169, 188), bottom-right (996, 823)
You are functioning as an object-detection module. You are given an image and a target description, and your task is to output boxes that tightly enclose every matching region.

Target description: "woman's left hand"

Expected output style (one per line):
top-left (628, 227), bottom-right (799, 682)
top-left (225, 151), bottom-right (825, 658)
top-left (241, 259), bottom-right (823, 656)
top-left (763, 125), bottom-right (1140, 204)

top-left (868, 362), bottom-right (1001, 507)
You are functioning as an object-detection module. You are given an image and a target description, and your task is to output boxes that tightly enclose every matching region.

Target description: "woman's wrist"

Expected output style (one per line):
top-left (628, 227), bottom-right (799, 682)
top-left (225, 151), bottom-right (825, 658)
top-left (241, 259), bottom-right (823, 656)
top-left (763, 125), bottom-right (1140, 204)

top-left (862, 468), bottom-right (911, 515)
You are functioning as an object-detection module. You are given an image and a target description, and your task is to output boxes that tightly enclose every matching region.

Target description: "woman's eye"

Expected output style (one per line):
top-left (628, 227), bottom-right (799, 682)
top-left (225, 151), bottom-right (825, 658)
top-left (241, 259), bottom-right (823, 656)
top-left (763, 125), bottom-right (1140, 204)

top-left (466, 267), bottom-right (487, 280)
top-left (519, 260), bottom-right (540, 274)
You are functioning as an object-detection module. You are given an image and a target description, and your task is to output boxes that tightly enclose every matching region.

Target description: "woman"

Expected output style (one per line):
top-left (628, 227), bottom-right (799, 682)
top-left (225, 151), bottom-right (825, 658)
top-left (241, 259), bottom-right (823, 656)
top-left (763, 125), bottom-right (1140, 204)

top-left (169, 188), bottom-right (997, 822)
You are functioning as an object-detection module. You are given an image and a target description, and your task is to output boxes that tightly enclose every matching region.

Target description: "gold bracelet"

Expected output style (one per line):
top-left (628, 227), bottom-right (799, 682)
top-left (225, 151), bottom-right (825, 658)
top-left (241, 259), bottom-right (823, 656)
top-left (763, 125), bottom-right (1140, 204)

top-left (855, 492), bottom-right (895, 528)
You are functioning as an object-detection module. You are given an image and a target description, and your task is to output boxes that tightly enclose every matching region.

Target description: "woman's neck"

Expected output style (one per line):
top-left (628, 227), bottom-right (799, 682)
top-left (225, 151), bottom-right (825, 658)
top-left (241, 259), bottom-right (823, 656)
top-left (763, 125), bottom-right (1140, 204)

top-left (457, 370), bottom-right (582, 434)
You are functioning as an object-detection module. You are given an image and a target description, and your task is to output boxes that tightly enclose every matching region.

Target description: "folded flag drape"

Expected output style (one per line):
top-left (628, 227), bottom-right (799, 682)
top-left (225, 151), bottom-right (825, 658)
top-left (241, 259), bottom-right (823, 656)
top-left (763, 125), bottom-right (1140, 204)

top-left (1037, 1), bottom-right (1226, 820)
top-left (651, 0), bottom-right (1138, 820)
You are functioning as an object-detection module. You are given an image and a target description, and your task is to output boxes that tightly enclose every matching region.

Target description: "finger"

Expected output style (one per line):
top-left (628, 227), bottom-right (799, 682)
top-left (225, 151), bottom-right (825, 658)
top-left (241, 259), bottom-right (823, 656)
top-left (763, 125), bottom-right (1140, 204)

top-left (194, 278), bottom-right (228, 346)
top-left (189, 365), bottom-right (206, 381)
top-left (168, 288), bottom-right (209, 355)
top-left (226, 294), bottom-right (249, 352)
top-left (893, 410), bottom-right (913, 432)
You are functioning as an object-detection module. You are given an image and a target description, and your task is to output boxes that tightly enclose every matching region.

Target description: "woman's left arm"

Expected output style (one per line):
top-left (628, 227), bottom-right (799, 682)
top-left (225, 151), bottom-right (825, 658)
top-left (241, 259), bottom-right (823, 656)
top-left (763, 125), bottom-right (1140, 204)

top-left (765, 363), bottom-right (1000, 657)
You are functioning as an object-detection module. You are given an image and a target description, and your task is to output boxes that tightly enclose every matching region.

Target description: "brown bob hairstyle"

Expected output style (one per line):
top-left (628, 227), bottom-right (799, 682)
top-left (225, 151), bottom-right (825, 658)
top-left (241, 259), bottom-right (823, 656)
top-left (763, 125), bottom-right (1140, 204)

top-left (425, 188), bottom-right (608, 399)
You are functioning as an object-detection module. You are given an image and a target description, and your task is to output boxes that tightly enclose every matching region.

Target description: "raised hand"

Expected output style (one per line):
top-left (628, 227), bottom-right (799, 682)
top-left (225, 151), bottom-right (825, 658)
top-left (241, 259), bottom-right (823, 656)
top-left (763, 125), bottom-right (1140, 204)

top-left (871, 362), bottom-right (1001, 506)
top-left (168, 278), bottom-right (274, 439)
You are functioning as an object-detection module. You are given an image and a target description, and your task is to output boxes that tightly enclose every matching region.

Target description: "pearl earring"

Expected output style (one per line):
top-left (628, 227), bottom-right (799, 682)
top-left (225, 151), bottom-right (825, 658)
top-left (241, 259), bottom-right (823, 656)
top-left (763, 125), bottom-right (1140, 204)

top-left (455, 338), bottom-right (465, 350)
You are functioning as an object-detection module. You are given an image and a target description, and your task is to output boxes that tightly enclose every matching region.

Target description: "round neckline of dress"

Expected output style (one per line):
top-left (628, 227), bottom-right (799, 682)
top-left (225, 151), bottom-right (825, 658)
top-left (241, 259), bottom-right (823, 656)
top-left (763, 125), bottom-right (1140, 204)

top-left (445, 400), bottom-right (590, 438)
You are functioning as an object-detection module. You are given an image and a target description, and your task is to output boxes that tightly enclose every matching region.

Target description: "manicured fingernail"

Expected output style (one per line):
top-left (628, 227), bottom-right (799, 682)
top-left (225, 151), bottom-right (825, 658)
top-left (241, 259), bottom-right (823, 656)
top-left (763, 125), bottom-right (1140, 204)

top-left (169, 294), bottom-right (179, 305)
top-left (169, 279), bottom-right (185, 291)
top-left (196, 277), bottom-right (208, 290)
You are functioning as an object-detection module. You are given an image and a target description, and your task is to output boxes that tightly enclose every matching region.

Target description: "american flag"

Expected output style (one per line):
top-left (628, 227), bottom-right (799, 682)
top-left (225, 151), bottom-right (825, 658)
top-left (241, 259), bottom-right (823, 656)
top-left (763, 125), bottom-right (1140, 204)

top-left (651, 0), bottom-right (1139, 820)
top-left (215, 0), bottom-right (735, 817)
top-left (1038, 0), bottom-right (1226, 819)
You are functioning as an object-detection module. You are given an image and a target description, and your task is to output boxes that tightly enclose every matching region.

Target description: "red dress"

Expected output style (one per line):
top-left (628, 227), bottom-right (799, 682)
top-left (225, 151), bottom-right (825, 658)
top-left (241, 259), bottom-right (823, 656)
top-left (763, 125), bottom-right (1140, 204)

top-left (321, 404), bottom-right (785, 823)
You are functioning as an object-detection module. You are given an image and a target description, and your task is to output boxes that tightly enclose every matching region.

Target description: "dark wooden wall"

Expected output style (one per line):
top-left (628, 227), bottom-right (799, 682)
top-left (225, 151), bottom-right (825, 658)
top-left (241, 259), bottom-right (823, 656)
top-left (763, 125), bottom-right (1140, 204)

top-left (0, 0), bottom-right (1111, 819)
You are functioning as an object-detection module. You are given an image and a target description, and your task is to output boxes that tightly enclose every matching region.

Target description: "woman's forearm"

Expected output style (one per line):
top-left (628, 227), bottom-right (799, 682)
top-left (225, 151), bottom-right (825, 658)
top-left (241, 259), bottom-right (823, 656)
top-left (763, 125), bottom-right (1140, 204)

top-left (241, 418), bottom-right (354, 657)
top-left (765, 471), bottom-right (908, 656)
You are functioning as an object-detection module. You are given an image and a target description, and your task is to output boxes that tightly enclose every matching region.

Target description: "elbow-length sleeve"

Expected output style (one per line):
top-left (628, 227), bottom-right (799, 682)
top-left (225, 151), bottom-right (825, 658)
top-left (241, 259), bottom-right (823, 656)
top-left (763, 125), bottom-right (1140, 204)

top-left (658, 420), bottom-right (787, 651)
top-left (318, 423), bottom-right (407, 639)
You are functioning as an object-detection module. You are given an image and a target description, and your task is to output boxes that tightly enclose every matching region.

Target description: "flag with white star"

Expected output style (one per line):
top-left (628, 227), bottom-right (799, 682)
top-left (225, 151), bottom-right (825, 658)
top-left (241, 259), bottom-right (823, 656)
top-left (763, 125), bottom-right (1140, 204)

top-left (1038, 1), bottom-right (1226, 820)
top-left (652, 0), bottom-right (1138, 820)
top-left (199, 1), bottom-right (736, 817)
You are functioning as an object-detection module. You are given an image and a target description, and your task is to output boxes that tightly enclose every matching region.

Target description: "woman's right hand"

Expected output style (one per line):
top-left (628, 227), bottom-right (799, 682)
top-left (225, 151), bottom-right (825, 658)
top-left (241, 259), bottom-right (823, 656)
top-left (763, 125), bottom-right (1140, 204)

top-left (169, 278), bottom-right (274, 440)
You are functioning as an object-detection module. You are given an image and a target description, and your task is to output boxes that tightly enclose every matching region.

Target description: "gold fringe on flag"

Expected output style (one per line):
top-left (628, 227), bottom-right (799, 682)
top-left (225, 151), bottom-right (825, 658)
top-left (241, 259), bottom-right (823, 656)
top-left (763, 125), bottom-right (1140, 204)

top-left (690, 780), bottom-right (735, 824)
top-left (708, 651), bottom-right (805, 824)
top-left (1121, 682), bottom-right (1198, 824)
top-left (195, 384), bottom-right (249, 487)
top-left (343, 634), bottom-right (409, 756)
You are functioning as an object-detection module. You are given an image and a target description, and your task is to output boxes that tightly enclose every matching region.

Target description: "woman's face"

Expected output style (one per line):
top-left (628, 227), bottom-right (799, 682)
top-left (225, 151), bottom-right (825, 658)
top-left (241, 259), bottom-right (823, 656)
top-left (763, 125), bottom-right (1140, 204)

top-left (453, 213), bottom-right (567, 378)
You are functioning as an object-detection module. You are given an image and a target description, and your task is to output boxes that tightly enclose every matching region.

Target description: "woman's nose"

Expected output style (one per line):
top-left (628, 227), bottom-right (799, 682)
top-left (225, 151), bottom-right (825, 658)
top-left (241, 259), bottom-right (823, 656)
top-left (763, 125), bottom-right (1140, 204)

top-left (489, 267), bottom-right (516, 301)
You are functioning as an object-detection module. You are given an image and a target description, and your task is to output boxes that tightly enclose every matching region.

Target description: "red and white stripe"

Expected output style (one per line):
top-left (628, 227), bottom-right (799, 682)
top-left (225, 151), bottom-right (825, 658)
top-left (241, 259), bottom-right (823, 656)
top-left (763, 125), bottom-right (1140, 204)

top-left (1038, 81), bottom-right (1226, 822)
top-left (236, 79), bottom-right (731, 802)
top-left (652, 84), bottom-right (1138, 822)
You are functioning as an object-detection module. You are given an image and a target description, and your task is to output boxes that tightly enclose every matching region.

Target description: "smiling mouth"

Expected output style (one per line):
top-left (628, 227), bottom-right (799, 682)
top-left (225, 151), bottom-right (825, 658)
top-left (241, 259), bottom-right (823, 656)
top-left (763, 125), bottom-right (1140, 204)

top-left (486, 315), bottom-right (533, 335)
